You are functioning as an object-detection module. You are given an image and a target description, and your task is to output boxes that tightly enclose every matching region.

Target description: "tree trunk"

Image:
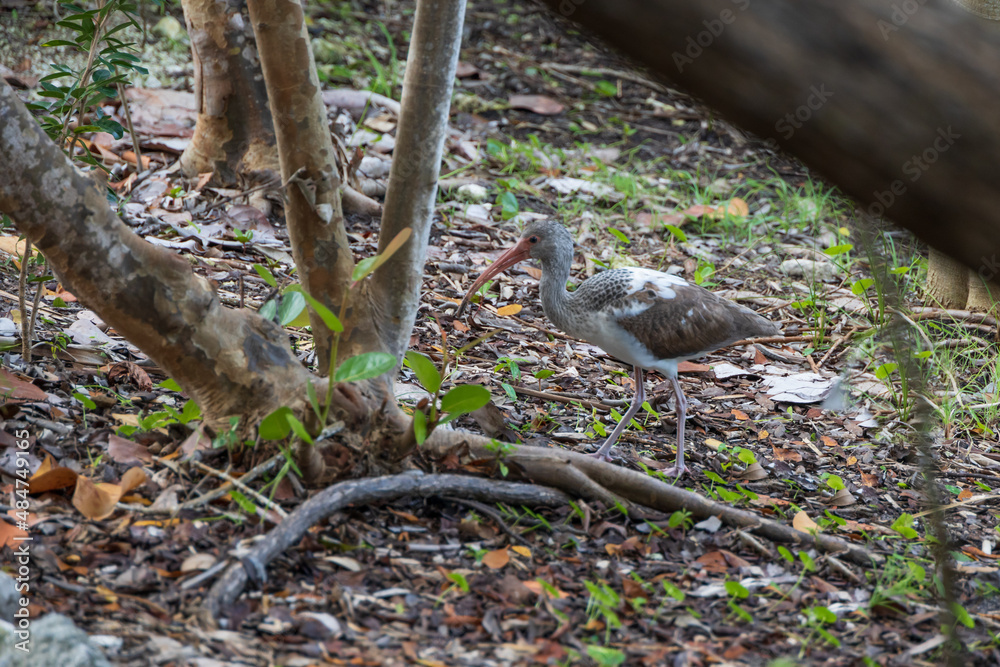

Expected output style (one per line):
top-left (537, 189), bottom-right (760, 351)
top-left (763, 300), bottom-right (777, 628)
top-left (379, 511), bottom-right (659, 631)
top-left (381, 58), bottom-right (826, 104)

top-left (926, 247), bottom-right (969, 310)
top-left (0, 81), bottom-right (309, 424)
top-left (245, 0), bottom-right (364, 371)
top-left (967, 274), bottom-right (1000, 313)
top-left (179, 0), bottom-right (278, 185)
top-left (366, 0), bottom-right (467, 363)
top-left (536, 0), bottom-right (1000, 276)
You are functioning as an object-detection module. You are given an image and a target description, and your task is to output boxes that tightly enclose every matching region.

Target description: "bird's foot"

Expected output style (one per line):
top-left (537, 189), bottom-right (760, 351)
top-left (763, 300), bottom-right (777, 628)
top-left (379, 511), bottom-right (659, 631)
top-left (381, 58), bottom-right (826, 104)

top-left (587, 450), bottom-right (614, 463)
top-left (662, 464), bottom-right (687, 478)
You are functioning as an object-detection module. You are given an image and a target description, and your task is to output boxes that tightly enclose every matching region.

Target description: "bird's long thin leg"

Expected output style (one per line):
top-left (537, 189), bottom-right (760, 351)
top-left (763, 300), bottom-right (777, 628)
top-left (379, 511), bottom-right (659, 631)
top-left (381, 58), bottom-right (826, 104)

top-left (589, 366), bottom-right (644, 462)
top-left (664, 374), bottom-right (688, 477)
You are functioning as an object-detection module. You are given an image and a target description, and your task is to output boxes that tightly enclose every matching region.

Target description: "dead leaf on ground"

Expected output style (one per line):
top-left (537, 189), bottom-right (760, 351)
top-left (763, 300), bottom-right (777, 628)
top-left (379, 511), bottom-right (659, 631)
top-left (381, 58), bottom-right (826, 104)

top-left (73, 467), bottom-right (148, 520)
top-left (496, 304), bottom-right (522, 317)
top-left (0, 368), bottom-right (49, 402)
top-left (482, 547), bottom-right (510, 569)
top-left (508, 94), bottom-right (565, 115)
top-left (107, 434), bottom-right (153, 465)
top-left (0, 520), bottom-right (28, 548)
top-left (792, 511), bottom-right (819, 533)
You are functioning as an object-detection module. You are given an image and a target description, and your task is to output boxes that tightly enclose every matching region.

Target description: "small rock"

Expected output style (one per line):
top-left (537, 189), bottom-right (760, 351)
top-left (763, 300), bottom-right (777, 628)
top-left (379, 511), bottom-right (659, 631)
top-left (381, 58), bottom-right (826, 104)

top-left (779, 258), bottom-right (837, 282)
top-left (0, 572), bottom-right (17, 622)
top-left (0, 613), bottom-right (111, 667)
top-left (456, 183), bottom-right (489, 202)
top-left (0, 318), bottom-right (16, 336)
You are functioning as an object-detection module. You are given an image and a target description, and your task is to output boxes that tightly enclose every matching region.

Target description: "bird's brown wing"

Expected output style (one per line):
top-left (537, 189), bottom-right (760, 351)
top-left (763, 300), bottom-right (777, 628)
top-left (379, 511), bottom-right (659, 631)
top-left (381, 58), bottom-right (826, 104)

top-left (614, 282), bottom-right (776, 361)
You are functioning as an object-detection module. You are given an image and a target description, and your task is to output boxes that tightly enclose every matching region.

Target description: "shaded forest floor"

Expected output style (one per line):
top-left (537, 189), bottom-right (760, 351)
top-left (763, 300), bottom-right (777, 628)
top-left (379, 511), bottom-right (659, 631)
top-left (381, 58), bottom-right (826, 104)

top-left (2, 1), bottom-right (1000, 665)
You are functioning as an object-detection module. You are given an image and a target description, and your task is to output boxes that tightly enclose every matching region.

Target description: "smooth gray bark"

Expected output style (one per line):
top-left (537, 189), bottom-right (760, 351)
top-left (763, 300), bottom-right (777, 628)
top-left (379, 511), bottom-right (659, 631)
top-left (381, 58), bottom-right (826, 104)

top-left (369, 0), bottom-right (467, 362)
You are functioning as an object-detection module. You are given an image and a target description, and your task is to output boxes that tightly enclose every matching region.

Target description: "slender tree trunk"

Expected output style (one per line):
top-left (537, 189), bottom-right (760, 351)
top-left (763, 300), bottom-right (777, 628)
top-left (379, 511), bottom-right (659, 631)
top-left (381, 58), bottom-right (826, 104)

top-left (367, 0), bottom-right (467, 362)
top-left (180, 0), bottom-right (278, 185)
top-left (536, 0), bottom-right (1000, 275)
top-left (245, 0), bottom-right (371, 371)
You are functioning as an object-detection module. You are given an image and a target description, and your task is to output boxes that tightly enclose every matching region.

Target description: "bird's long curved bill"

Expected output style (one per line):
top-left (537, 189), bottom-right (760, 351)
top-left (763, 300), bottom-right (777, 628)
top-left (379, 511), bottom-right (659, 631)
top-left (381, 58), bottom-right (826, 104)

top-left (456, 238), bottom-right (532, 317)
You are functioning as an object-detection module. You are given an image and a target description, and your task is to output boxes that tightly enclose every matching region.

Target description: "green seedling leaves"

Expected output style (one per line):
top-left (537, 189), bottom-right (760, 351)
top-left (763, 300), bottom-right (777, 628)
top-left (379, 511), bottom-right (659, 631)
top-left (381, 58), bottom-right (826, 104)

top-left (259, 406), bottom-right (293, 441)
top-left (851, 278), bottom-right (874, 295)
top-left (823, 243), bottom-right (853, 257)
top-left (439, 384), bottom-right (491, 418)
top-left (497, 191), bottom-right (519, 220)
top-left (412, 409), bottom-right (427, 445)
top-left (285, 285), bottom-right (343, 332)
top-left (334, 352), bottom-right (396, 383)
top-left (286, 414), bottom-right (313, 445)
top-left (254, 263), bottom-right (277, 287)
top-left (874, 362), bottom-right (898, 380)
top-left (73, 392), bottom-right (96, 410)
top-left (277, 290), bottom-right (306, 326)
top-left (158, 378), bottom-right (183, 392)
top-left (404, 351), bottom-right (442, 394)
top-left (663, 223), bottom-right (687, 242)
top-left (891, 513), bottom-right (919, 539)
top-left (608, 227), bottom-right (630, 244)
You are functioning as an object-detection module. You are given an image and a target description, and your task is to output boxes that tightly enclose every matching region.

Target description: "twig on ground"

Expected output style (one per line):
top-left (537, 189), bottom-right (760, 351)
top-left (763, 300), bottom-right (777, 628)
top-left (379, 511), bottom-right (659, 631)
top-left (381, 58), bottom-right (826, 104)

top-left (179, 454), bottom-right (283, 510)
top-left (188, 459), bottom-right (288, 519)
top-left (510, 384), bottom-right (614, 413)
top-left (908, 307), bottom-right (998, 328)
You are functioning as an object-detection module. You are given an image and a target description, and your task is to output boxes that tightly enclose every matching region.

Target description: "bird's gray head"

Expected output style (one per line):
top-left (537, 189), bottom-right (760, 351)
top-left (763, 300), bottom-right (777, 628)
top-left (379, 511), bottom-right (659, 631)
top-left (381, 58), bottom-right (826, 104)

top-left (521, 220), bottom-right (573, 264)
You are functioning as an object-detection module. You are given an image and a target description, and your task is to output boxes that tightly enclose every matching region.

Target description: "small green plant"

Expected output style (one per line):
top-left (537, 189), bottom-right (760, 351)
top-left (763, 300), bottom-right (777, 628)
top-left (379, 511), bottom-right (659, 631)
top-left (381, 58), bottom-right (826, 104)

top-left (801, 606), bottom-right (841, 651)
top-left (724, 579), bottom-right (753, 622)
top-left (73, 390), bottom-right (97, 427)
top-left (583, 580), bottom-right (622, 643)
top-left (259, 229), bottom-right (415, 444)
top-left (118, 398), bottom-right (201, 437)
top-left (404, 348), bottom-right (491, 444)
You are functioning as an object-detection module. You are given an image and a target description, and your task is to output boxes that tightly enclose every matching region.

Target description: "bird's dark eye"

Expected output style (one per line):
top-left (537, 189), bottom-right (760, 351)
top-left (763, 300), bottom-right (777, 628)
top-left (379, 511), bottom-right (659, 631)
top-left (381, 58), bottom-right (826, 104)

top-left (528, 235), bottom-right (539, 244)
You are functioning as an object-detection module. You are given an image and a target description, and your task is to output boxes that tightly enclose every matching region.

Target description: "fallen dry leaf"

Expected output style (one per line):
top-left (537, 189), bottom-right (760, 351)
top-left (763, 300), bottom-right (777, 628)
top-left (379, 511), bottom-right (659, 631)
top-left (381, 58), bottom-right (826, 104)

top-left (508, 94), bottom-right (565, 115)
top-left (496, 304), bottom-right (522, 317)
top-left (73, 467), bottom-right (148, 520)
top-left (792, 511), bottom-right (819, 533)
top-left (0, 520), bottom-right (28, 548)
top-left (107, 434), bottom-right (153, 465)
top-left (482, 547), bottom-right (510, 569)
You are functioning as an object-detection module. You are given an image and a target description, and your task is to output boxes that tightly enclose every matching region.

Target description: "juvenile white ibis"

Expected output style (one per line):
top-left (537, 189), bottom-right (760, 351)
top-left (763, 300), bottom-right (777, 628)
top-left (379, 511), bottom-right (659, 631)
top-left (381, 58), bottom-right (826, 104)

top-left (457, 220), bottom-right (780, 475)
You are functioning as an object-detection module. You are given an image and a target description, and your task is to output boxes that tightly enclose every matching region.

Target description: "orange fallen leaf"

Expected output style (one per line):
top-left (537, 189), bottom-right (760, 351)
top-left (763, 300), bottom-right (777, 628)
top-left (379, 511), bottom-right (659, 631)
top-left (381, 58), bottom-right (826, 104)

top-left (72, 467), bottom-right (147, 520)
top-left (0, 235), bottom-right (28, 259)
top-left (0, 520), bottom-right (28, 548)
top-left (482, 547), bottom-right (510, 569)
top-left (511, 545), bottom-right (532, 558)
top-left (496, 304), bottom-right (522, 317)
top-left (726, 197), bottom-right (750, 217)
top-left (771, 446), bottom-right (802, 462)
top-left (731, 409), bottom-right (749, 420)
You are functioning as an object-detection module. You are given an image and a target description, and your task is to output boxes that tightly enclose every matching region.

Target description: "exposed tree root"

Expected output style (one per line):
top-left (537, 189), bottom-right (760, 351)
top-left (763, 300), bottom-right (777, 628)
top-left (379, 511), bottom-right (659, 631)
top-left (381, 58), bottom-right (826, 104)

top-left (200, 472), bottom-right (570, 623)
top-left (425, 429), bottom-right (882, 567)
